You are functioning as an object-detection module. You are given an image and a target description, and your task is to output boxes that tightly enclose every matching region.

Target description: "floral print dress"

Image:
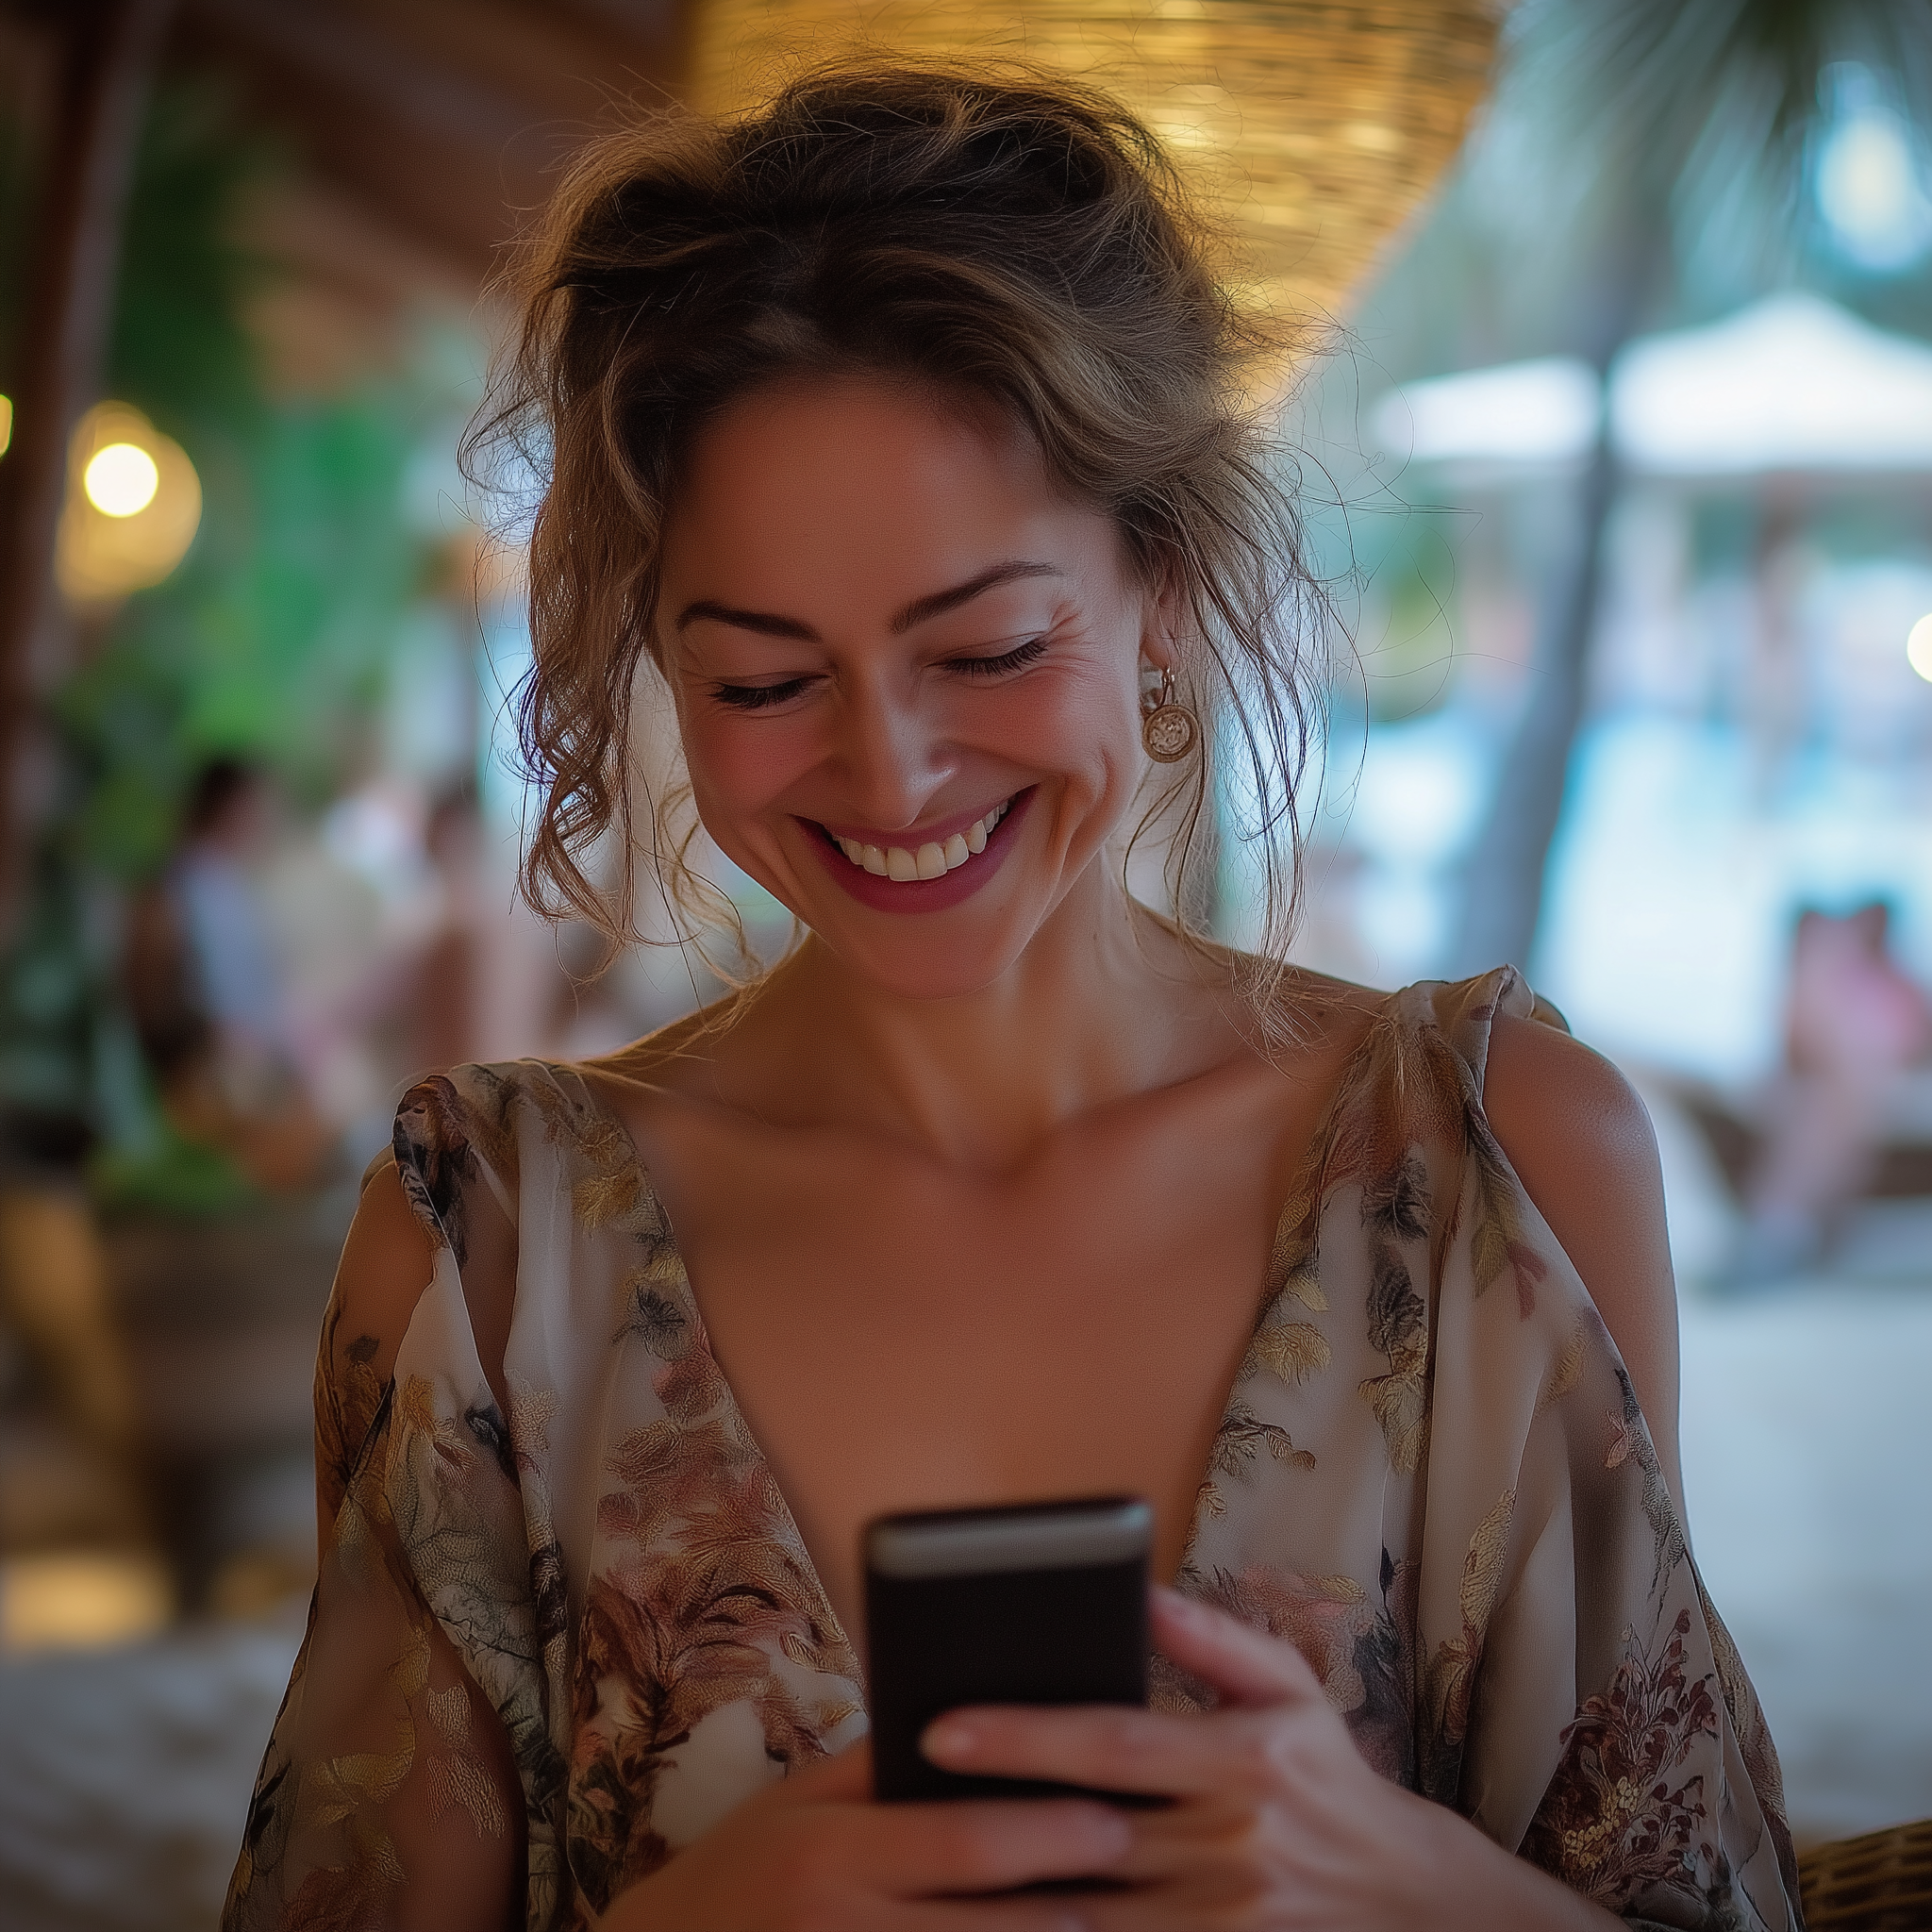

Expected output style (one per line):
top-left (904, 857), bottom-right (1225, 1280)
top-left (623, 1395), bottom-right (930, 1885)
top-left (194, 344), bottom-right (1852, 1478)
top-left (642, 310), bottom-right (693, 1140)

top-left (224, 968), bottom-right (1802, 1931)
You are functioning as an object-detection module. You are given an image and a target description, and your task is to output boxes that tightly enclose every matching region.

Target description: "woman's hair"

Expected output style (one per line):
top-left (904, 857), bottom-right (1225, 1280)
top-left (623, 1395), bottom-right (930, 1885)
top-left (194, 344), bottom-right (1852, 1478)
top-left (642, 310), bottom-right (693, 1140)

top-left (470, 58), bottom-right (1332, 1000)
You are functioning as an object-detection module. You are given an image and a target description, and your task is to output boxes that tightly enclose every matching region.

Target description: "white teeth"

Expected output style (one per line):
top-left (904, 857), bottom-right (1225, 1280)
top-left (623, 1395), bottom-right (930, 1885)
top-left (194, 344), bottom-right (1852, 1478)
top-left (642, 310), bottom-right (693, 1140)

top-left (832, 796), bottom-right (1013, 883)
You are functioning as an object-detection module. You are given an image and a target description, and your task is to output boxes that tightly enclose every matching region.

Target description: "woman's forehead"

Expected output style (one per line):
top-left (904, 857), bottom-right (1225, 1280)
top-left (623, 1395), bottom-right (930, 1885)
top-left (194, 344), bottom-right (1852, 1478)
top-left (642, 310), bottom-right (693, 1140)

top-left (680, 371), bottom-right (1044, 507)
top-left (661, 374), bottom-right (1124, 609)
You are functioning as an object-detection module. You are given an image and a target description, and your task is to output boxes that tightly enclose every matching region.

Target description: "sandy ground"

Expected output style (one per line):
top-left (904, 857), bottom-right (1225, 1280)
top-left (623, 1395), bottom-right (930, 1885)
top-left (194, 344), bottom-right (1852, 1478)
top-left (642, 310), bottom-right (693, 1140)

top-left (1, 1265), bottom-right (1927, 1930)
top-left (1679, 1268), bottom-right (1932, 1846)
top-left (0, 1610), bottom-right (302, 1932)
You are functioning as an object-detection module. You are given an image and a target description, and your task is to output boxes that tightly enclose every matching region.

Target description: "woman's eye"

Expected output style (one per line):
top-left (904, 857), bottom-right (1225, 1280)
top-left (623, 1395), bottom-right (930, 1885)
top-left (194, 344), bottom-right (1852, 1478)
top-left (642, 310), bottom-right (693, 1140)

top-left (709, 677), bottom-right (813, 711)
top-left (947, 637), bottom-right (1048, 678)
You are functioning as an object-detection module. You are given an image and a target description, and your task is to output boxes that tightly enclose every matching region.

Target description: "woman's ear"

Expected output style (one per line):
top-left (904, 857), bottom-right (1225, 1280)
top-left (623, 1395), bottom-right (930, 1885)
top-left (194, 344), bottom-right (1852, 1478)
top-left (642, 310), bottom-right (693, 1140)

top-left (1139, 562), bottom-right (1186, 673)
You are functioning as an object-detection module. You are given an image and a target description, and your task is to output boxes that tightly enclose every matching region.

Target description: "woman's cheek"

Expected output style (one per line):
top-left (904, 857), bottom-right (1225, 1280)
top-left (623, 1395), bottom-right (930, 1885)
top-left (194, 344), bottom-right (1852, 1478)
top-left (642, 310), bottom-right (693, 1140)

top-left (684, 714), bottom-right (821, 825)
top-left (972, 673), bottom-right (1137, 782)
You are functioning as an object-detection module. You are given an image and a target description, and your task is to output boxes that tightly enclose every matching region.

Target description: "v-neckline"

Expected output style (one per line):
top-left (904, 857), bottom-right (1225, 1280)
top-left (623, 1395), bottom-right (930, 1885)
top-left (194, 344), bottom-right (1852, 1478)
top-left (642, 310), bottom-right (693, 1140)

top-left (566, 1008), bottom-right (1381, 1669)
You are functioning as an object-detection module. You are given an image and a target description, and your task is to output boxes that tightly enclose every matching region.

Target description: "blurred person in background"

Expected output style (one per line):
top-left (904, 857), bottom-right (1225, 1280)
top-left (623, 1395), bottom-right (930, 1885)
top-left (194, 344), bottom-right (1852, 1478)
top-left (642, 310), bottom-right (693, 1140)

top-left (124, 758), bottom-right (328, 1192)
top-left (1738, 900), bottom-right (1932, 1280)
top-left (225, 65), bottom-right (1798, 1932)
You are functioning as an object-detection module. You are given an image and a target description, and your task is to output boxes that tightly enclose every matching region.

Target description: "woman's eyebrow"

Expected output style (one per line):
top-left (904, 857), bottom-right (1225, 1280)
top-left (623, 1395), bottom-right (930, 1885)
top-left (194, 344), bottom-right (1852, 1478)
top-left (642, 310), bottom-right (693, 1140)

top-left (674, 601), bottom-right (817, 641)
top-left (673, 560), bottom-right (1065, 641)
top-left (890, 559), bottom-right (1065, 632)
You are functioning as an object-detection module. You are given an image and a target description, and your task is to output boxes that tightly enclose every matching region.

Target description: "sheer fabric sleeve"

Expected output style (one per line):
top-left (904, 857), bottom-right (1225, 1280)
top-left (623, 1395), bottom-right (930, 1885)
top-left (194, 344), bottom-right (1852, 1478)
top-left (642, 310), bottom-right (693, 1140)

top-left (1441, 974), bottom-right (1804, 1930)
top-left (224, 1084), bottom-right (528, 1932)
top-left (1173, 970), bottom-right (1803, 1932)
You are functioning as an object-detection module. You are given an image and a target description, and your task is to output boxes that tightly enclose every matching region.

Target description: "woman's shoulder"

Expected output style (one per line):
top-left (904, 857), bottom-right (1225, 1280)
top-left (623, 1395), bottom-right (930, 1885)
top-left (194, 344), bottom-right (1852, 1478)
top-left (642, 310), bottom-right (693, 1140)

top-left (324, 1153), bottom-right (436, 1407)
top-left (328, 1058), bottom-right (590, 1396)
top-left (1453, 971), bottom-right (1659, 1193)
top-left (322, 1071), bottom-right (578, 1461)
top-left (392, 1053), bottom-right (654, 1211)
top-left (579, 987), bottom-right (763, 1095)
top-left (1357, 965), bottom-right (1663, 1242)
top-left (1408, 969), bottom-right (1684, 1502)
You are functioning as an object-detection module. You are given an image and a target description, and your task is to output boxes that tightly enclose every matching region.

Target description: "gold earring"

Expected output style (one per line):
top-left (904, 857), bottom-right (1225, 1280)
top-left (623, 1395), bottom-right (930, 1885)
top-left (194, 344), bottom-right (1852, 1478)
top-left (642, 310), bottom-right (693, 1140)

top-left (1141, 669), bottom-right (1199, 763)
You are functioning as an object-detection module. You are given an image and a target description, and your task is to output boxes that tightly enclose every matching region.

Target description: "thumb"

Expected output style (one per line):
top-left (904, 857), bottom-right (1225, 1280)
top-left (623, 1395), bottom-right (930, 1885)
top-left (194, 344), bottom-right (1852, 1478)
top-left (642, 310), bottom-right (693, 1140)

top-left (1151, 1586), bottom-right (1328, 1710)
top-left (772, 1733), bottom-right (874, 1804)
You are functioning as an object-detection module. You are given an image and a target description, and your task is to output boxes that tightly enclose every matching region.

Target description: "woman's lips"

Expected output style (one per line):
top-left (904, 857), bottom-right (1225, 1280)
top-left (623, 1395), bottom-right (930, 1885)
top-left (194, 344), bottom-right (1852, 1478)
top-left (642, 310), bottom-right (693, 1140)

top-left (827, 796), bottom-right (1010, 882)
top-left (806, 790), bottom-right (1033, 914)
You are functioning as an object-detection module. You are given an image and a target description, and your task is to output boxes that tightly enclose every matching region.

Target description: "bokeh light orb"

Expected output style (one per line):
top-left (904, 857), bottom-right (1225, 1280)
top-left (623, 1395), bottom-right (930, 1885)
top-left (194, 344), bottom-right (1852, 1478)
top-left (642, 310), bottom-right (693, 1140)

top-left (57, 402), bottom-right (201, 603)
top-left (82, 441), bottom-right (161, 518)
top-left (1908, 611), bottom-right (1932, 682)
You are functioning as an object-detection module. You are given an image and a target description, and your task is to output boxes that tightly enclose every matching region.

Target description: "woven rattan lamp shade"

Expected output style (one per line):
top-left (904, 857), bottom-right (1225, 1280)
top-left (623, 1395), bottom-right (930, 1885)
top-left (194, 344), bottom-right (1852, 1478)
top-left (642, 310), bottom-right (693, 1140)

top-left (691, 1), bottom-right (1499, 332)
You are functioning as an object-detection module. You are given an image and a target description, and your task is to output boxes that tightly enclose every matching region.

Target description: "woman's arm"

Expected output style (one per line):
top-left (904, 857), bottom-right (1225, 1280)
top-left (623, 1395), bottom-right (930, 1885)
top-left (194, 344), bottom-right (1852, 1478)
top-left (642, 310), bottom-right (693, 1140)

top-left (225, 1163), bottom-right (525, 1932)
top-left (1482, 1014), bottom-right (1686, 1515)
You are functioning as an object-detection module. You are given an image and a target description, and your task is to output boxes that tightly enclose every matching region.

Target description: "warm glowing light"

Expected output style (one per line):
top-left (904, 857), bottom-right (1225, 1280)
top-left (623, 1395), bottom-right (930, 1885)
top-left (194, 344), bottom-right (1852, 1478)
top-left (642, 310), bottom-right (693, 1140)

top-left (83, 441), bottom-right (161, 517)
top-left (690, 0), bottom-right (1498, 391)
top-left (1908, 612), bottom-right (1932, 682)
top-left (0, 392), bottom-right (10, 457)
top-left (0, 1553), bottom-right (173, 1653)
top-left (57, 402), bottom-right (202, 602)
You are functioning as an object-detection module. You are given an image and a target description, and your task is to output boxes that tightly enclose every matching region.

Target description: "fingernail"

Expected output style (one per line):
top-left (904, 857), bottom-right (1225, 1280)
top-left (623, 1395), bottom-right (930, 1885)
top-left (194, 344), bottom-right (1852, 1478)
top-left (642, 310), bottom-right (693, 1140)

top-left (921, 1715), bottom-right (976, 1761)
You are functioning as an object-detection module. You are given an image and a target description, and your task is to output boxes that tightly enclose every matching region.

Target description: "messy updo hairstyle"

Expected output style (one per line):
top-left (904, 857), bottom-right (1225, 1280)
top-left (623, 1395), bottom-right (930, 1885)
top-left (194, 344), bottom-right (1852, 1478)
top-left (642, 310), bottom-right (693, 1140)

top-left (472, 58), bottom-right (1331, 998)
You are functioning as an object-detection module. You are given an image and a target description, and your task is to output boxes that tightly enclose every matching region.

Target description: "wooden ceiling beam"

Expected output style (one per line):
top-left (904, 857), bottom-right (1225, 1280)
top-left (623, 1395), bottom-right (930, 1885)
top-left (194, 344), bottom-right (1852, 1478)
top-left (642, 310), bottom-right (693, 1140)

top-left (175, 0), bottom-right (694, 287)
top-left (167, 11), bottom-right (522, 279)
top-left (0, 0), bottom-right (174, 922)
top-left (332, 0), bottom-right (685, 126)
top-left (183, 0), bottom-right (552, 178)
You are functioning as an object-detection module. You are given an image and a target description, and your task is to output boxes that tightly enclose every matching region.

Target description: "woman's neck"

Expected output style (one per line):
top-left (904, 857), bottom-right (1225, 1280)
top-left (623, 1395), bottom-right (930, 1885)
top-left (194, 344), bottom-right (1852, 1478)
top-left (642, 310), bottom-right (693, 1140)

top-left (702, 866), bottom-right (1241, 1173)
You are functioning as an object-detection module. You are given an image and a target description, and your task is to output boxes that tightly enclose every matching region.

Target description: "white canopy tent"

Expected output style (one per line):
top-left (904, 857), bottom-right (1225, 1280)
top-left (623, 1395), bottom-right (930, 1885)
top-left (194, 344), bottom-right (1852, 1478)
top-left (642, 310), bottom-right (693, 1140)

top-left (1374, 292), bottom-right (1932, 475)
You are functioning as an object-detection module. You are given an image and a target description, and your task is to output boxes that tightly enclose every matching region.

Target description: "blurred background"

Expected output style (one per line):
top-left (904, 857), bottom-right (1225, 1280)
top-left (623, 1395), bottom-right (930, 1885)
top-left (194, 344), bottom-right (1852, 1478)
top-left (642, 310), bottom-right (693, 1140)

top-left (0, 2), bottom-right (1928, 1926)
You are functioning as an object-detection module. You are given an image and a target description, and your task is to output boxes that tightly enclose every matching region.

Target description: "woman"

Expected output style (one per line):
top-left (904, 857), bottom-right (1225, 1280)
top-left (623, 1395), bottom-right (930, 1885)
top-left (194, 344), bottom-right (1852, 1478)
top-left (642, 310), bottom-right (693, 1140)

top-left (225, 64), bottom-right (1799, 1932)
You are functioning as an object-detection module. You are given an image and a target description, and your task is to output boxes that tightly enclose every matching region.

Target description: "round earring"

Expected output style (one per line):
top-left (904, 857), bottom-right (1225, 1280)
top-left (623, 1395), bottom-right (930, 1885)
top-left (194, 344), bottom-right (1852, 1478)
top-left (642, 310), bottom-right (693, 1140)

top-left (1141, 668), bottom-right (1199, 763)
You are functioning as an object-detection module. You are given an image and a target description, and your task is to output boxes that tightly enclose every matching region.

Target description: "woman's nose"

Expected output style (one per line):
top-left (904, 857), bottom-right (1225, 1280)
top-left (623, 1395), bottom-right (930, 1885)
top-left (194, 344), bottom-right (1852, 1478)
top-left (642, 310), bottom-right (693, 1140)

top-left (833, 678), bottom-right (956, 830)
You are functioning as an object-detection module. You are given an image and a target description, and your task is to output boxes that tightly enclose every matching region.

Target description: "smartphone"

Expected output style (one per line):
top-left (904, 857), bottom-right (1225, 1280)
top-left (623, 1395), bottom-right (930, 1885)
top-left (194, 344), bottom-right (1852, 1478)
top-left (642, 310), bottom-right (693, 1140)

top-left (863, 1494), bottom-right (1153, 1803)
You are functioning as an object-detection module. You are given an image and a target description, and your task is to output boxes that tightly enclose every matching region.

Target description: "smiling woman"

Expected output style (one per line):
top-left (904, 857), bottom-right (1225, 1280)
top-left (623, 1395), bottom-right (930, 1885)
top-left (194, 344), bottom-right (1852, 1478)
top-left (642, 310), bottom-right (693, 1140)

top-left (475, 63), bottom-right (1324, 1003)
top-left (224, 60), bottom-right (1799, 1932)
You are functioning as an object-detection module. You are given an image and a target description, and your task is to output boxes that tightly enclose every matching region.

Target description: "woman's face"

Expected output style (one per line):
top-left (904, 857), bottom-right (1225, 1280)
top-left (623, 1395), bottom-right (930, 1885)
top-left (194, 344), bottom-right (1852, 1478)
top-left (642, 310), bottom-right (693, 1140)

top-left (656, 373), bottom-right (1168, 1000)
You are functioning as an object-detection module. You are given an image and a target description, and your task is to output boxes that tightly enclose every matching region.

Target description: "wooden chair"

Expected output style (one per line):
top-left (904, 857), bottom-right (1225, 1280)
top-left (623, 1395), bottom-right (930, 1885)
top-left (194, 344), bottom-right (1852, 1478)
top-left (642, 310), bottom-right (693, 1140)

top-left (1798, 1818), bottom-right (1932, 1931)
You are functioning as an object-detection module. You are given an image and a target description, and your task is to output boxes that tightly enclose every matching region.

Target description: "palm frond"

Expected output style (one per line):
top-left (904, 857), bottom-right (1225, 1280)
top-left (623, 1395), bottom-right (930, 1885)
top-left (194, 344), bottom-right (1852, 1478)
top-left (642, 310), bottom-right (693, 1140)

top-left (1506, 0), bottom-right (1932, 194)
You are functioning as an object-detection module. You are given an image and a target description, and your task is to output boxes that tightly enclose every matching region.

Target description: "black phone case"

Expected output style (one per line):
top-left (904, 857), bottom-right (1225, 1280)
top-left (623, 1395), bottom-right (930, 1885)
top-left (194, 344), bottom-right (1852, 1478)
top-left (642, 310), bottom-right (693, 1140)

top-left (867, 1524), bottom-right (1149, 1803)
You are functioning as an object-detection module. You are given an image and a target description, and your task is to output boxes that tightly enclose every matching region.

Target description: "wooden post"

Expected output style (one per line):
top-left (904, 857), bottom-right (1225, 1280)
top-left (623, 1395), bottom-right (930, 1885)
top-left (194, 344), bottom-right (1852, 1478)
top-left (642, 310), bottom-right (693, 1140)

top-left (0, 0), bottom-right (174, 925)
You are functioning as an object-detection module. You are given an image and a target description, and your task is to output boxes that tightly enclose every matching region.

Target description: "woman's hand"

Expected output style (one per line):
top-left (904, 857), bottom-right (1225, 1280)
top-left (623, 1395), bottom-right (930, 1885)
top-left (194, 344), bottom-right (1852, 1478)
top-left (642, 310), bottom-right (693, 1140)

top-left (919, 1588), bottom-right (1621, 1932)
top-left (598, 1737), bottom-right (1132, 1931)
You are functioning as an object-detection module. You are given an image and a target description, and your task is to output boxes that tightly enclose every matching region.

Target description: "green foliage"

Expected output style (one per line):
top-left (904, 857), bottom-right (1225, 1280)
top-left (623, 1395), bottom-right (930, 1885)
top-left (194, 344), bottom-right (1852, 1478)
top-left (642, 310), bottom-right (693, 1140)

top-left (1508, 0), bottom-right (1932, 195)
top-left (58, 394), bottom-right (424, 877)
top-left (1357, 512), bottom-right (1460, 724)
top-left (0, 84), bottom-right (441, 1195)
top-left (107, 83), bottom-right (268, 445)
top-left (90, 1121), bottom-right (255, 1220)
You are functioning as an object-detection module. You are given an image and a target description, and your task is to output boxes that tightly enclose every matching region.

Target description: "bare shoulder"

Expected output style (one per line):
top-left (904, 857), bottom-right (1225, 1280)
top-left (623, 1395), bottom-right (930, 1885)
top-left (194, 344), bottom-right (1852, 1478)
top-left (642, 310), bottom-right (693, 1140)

top-left (1483, 1011), bottom-right (1664, 1180)
top-left (1270, 964), bottom-right (1389, 1064)
top-left (327, 1155), bottom-right (437, 1390)
top-left (584, 986), bottom-right (754, 1098)
top-left (1481, 1010), bottom-right (1687, 1501)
